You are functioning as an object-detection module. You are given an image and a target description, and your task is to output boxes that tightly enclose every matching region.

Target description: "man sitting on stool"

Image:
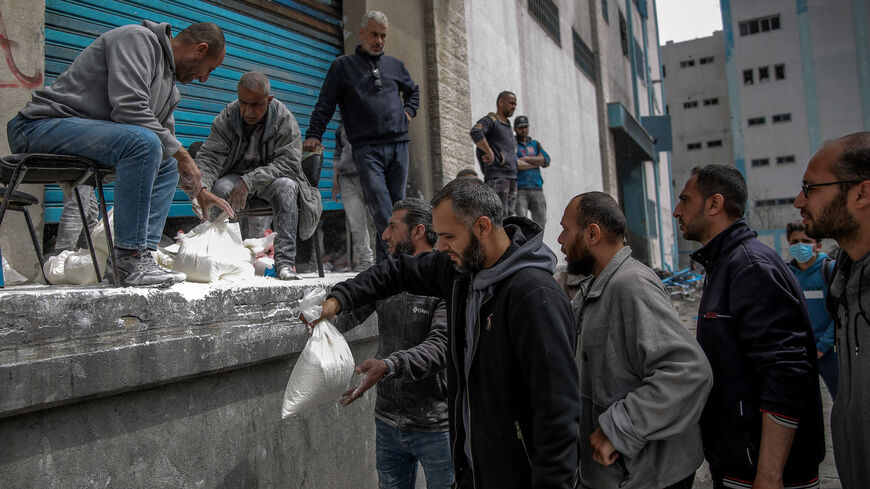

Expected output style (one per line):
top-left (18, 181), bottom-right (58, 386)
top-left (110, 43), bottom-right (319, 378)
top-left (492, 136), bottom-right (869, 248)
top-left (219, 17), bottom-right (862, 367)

top-left (194, 72), bottom-right (321, 280)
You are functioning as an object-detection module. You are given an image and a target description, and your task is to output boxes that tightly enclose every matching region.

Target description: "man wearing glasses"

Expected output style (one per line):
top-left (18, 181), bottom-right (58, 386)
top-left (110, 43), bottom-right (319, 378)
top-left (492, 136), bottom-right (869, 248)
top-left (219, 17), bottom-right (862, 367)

top-left (303, 10), bottom-right (420, 263)
top-left (674, 165), bottom-right (824, 489)
top-left (794, 132), bottom-right (870, 489)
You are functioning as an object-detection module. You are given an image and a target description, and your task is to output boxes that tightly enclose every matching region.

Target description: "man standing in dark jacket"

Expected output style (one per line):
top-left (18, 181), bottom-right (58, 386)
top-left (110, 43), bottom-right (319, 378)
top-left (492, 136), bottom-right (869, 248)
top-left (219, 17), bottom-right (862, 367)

top-left (674, 165), bottom-right (824, 489)
top-left (305, 178), bottom-right (580, 489)
top-left (793, 132), bottom-right (870, 489)
top-left (334, 198), bottom-right (452, 489)
top-left (303, 10), bottom-right (420, 263)
top-left (470, 91), bottom-right (519, 218)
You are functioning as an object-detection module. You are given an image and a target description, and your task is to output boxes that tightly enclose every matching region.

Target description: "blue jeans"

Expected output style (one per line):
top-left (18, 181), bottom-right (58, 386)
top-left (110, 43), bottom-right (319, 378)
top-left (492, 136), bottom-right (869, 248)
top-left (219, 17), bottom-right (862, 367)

top-left (352, 142), bottom-right (408, 262)
top-left (375, 418), bottom-right (454, 489)
top-left (818, 349), bottom-right (839, 400)
top-left (7, 115), bottom-right (178, 251)
top-left (210, 173), bottom-right (299, 269)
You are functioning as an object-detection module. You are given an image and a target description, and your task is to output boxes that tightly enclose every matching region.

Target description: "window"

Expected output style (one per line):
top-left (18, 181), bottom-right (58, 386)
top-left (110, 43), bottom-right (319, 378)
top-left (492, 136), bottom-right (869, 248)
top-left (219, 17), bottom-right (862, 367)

top-left (680, 59), bottom-right (695, 68)
top-left (619, 11), bottom-right (629, 57)
top-left (572, 29), bottom-right (596, 80)
top-left (602, 0), bottom-right (609, 23)
top-left (748, 116), bottom-right (766, 126)
top-left (758, 66), bottom-right (770, 82)
top-left (662, 65), bottom-right (666, 78)
top-left (683, 101), bottom-right (698, 109)
top-left (529, 0), bottom-right (561, 45)
top-left (687, 142), bottom-right (702, 150)
top-left (756, 197), bottom-right (794, 207)
top-left (743, 69), bottom-right (754, 85)
top-left (751, 158), bottom-right (770, 167)
top-left (703, 98), bottom-right (719, 106)
top-left (739, 14), bottom-right (781, 37)
top-left (700, 56), bottom-right (714, 65)
top-left (707, 140), bottom-right (723, 148)
top-left (634, 38), bottom-right (645, 82)
top-left (772, 113), bottom-right (792, 123)
top-left (775, 64), bottom-right (785, 80)
top-left (777, 155), bottom-right (796, 164)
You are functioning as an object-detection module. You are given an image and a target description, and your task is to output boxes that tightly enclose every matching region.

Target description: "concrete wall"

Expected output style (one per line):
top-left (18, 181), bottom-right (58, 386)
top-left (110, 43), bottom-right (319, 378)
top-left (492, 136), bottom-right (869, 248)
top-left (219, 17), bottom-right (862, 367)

top-left (0, 278), bottom-right (382, 488)
top-left (0, 0), bottom-right (45, 282)
top-left (465, 0), bottom-right (602, 259)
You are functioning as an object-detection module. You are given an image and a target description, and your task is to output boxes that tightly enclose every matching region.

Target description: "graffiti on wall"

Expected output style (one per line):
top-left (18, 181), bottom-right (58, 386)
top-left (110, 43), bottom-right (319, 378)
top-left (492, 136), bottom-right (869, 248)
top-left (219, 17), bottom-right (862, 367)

top-left (0, 10), bottom-right (43, 88)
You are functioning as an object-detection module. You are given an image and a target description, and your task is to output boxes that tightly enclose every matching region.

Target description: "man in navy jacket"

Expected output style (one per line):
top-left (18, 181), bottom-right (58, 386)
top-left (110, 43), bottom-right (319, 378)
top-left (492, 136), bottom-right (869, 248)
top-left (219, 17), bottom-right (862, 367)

top-left (674, 165), bottom-right (824, 489)
top-left (303, 10), bottom-right (419, 263)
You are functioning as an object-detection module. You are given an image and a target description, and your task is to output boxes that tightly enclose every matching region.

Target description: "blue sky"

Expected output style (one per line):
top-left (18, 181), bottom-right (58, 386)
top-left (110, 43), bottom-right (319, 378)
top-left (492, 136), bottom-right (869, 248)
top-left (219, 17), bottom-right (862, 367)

top-left (656, 0), bottom-right (724, 44)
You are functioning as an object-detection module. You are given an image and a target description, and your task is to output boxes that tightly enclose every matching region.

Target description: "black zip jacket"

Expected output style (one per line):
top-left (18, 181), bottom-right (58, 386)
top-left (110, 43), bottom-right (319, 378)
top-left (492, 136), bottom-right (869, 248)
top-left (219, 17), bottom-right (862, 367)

top-left (306, 45), bottom-right (420, 147)
top-left (329, 218), bottom-right (580, 489)
top-left (334, 293), bottom-right (449, 432)
top-left (691, 219), bottom-right (824, 482)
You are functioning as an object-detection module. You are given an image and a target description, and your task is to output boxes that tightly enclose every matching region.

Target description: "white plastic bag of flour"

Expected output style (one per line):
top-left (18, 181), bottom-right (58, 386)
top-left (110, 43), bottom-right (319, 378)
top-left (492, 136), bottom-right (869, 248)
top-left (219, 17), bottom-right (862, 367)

top-left (173, 220), bottom-right (254, 282)
top-left (281, 288), bottom-right (355, 417)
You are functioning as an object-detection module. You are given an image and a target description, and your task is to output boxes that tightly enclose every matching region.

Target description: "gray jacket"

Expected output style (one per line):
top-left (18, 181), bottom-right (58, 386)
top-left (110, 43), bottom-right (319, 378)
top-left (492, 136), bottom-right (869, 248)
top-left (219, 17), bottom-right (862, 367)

top-left (194, 98), bottom-right (321, 240)
top-left (573, 247), bottom-right (712, 489)
top-left (827, 248), bottom-right (870, 489)
top-left (20, 21), bottom-right (182, 157)
top-left (333, 125), bottom-right (357, 177)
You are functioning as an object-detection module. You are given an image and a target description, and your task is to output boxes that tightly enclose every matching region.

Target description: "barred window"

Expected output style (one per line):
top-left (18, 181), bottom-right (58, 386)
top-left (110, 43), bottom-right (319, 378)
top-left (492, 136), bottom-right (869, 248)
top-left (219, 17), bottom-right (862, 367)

top-left (683, 101), bottom-right (698, 109)
top-left (700, 56), bottom-right (715, 64)
top-left (772, 113), bottom-right (791, 123)
top-left (707, 140), bottom-right (723, 148)
top-left (751, 158), bottom-right (770, 167)
top-left (572, 29), bottom-right (596, 80)
top-left (776, 155), bottom-right (796, 164)
top-left (619, 11), bottom-right (629, 57)
top-left (739, 14), bottom-right (781, 36)
top-left (687, 142), bottom-right (702, 150)
top-left (704, 98), bottom-right (719, 106)
top-left (748, 116), bottom-right (766, 126)
top-left (529, 0), bottom-right (561, 46)
top-left (634, 38), bottom-right (645, 82)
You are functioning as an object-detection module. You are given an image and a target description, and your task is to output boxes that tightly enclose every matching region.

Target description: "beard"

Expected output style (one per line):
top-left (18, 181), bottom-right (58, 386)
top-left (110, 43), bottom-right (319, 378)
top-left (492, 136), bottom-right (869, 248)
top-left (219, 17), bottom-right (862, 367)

top-left (454, 232), bottom-right (486, 274)
top-left (390, 235), bottom-right (415, 258)
top-left (805, 188), bottom-right (859, 242)
top-left (566, 241), bottom-right (595, 276)
top-left (680, 214), bottom-right (706, 243)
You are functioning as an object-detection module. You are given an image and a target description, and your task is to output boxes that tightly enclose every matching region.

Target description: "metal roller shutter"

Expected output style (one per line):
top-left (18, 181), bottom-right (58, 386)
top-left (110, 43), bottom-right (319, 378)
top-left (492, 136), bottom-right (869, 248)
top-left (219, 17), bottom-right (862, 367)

top-left (43, 0), bottom-right (344, 222)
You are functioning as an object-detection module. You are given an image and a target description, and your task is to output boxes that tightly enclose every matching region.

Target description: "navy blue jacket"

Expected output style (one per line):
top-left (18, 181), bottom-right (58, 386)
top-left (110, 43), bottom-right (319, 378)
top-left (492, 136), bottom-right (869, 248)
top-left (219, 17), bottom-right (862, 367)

top-left (691, 219), bottom-right (824, 483)
top-left (306, 45), bottom-right (419, 147)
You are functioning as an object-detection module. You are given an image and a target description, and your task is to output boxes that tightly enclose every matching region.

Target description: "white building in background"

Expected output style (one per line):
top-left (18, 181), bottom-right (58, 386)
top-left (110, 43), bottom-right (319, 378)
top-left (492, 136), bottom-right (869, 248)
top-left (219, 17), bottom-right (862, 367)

top-left (662, 0), bottom-right (870, 260)
top-left (466, 0), bottom-right (675, 269)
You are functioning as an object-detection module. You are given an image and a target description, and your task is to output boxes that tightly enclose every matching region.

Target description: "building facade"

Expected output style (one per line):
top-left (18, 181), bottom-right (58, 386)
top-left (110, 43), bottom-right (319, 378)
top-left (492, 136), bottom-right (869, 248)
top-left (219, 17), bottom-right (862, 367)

top-left (663, 0), bottom-right (870, 260)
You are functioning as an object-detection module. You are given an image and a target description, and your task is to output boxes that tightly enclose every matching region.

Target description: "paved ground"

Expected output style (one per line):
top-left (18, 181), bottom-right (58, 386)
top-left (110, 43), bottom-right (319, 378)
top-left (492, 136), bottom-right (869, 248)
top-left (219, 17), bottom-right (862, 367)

top-left (671, 296), bottom-right (841, 489)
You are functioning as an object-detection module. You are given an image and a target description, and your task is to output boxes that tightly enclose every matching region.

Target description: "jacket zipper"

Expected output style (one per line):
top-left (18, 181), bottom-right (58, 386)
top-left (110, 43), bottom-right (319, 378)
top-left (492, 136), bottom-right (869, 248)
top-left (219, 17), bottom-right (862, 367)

top-left (463, 293), bottom-right (491, 489)
top-left (514, 420), bottom-right (532, 467)
top-left (449, 279), bottom-right (479, 488)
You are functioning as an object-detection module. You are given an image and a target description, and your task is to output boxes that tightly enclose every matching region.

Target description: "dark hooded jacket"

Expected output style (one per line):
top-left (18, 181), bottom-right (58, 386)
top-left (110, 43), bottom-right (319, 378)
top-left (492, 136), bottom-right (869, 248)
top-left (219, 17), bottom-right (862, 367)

top-left (691, 219), bottom-right (824, 483)
top-left (328, 217), bottom-right (580, 489)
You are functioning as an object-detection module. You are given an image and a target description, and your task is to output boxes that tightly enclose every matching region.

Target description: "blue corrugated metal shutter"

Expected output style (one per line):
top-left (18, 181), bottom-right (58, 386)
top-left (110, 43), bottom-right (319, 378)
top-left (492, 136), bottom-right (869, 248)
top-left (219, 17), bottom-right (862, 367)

top-left (42, 0), bottom-right (344, 222)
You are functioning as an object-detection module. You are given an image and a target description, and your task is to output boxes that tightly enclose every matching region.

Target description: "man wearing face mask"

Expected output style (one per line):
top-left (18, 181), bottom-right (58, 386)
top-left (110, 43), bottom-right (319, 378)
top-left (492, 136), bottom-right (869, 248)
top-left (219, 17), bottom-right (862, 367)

top-left (786, 221), bottom-right (838, 399)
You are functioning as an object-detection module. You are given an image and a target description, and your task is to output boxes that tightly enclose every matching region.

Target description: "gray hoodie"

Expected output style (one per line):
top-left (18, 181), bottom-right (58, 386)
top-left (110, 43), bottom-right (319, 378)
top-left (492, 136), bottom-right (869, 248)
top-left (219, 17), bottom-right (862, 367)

top-left (19, 21), bottom-right (182, 157)
top-left (827, 249), bottom-right (870, 489)
top-left (573, 247), bottom-right (713, 489)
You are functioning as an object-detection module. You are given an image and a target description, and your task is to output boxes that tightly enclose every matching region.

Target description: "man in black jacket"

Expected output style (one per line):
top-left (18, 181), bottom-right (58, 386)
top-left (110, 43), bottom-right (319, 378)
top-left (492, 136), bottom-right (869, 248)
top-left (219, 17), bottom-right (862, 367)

top-left (335, 198), bottom-right (452, 489)
top-left (303, 10), bottom-right (420, 263)
top-left (306, 178), bottom-right (580, 489)
top-left (674, 165), bottom-right (824, 489)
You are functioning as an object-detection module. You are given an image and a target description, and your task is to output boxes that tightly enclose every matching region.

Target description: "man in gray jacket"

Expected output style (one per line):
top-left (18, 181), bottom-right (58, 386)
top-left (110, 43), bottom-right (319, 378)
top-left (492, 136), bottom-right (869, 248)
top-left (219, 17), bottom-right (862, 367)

top-left (7, 21), bottom-right (227, 286)
top-left (557, 192), bottom-right (713, 489)
top-left (334, 198), bottom-right (452, 489)
top-left (794, 132), bottom-right (870, 489)
top-left (194, 72), bottom-right (321, 280)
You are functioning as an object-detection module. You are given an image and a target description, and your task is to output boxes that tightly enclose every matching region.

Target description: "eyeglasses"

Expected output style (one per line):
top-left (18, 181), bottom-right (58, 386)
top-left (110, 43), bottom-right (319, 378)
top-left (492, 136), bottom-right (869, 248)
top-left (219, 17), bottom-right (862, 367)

top-left (800, 180), bottom-right (862, 198)
top-left (372, 68), bottom-right (382, 91)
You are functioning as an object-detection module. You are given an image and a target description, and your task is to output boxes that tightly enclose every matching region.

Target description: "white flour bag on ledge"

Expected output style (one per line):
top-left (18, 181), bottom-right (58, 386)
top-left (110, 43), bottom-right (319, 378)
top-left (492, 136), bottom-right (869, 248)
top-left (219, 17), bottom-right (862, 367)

top-left (281, 287), bottom-right (354, 417)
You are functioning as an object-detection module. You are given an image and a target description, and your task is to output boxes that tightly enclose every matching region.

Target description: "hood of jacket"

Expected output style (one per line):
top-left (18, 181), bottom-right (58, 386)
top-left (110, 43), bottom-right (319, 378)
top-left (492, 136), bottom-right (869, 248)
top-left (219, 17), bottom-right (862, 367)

top-left (690, 218), bottom-right (756, 271)
top-left (788, 251), bottom-right (830, 276)
top-left (472, 216), bottom-right (557, 292)
top-left (142, 20), bottom-right (176, 77)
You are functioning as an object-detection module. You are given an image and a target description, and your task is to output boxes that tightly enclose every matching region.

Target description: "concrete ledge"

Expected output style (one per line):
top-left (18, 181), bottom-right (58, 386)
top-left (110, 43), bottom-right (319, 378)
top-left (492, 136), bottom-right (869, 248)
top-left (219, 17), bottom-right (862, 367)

top-left (0, 274), bottom-right (378, 419)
